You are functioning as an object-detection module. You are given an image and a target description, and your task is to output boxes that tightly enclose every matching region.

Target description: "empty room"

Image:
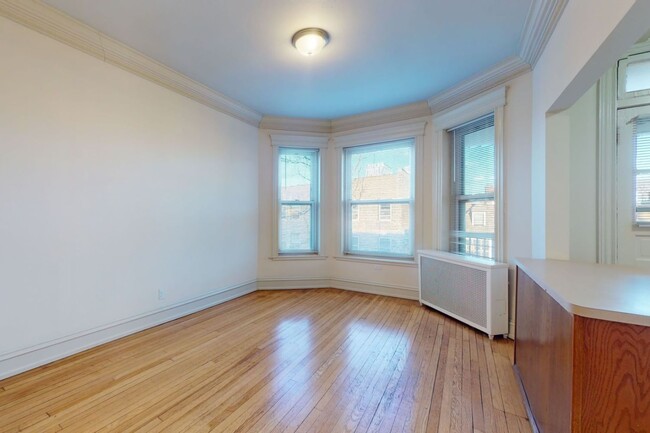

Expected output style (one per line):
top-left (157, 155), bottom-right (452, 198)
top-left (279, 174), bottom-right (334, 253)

top-left (1, 0), bottom-right (649, 432)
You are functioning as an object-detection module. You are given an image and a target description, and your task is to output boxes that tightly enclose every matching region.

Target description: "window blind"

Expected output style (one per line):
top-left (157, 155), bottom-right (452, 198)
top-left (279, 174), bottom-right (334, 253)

top-left (634, 116), bottom-right (650, 225)
top-left (449, 114), bottom-right (496, 259)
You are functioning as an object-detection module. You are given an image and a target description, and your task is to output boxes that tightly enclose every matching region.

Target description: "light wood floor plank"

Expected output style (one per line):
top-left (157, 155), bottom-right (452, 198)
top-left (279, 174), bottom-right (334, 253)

top-left (0, 289), bottom-right (531, 433)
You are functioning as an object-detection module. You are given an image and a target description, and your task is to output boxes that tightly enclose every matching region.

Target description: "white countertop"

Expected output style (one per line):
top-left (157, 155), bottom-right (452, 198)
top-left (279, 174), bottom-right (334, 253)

top-left (516, 258), bottom-right (650, 327)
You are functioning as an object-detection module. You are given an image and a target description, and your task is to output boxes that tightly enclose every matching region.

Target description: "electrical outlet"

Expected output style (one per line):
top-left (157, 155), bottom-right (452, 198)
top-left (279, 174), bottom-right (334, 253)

top-left (157, 289), bottom-right (165, 300)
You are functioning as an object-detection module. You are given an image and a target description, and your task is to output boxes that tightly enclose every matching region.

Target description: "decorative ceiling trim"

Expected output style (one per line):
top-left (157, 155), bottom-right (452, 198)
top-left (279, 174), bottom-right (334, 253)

top-left (0, 0), bottom-right (263, 126)
top-left (519, 0), bottom-right (569, 67)
top-left (260, 116), bottom-right (331, 134)
top-left (427, 56), bottom-right (529, 113)
top-left (260, 101), bottom-right (431, 134)
top-left (330, 101), bottom-right (432, 134)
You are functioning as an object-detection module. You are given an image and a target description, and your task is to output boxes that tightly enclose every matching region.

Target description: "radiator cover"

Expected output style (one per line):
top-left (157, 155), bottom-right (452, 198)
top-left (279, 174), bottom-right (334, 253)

top-left (418, 250), bottom-right (509, 338)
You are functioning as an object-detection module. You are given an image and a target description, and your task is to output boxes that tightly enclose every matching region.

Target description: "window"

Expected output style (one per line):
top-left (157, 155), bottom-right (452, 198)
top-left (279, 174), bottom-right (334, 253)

top-left (278, 147), bottom-right (319, 254)
top-left (619, 52), bottom-right (650, 99)
top-left (633, 116), bottom-right (650, 225)
top-left (343, 139), bottom-right (415, 258)
top-left (379, 203), bottom-right (391, 221)
top-left (471, 211), bottom-right (487, 227)
top-left (449, 114), bottom-right (496, 259)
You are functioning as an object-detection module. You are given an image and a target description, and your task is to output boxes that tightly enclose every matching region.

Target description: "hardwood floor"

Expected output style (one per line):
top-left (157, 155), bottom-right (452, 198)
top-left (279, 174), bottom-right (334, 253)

top-left (0, 289), bottom-right (531, 433)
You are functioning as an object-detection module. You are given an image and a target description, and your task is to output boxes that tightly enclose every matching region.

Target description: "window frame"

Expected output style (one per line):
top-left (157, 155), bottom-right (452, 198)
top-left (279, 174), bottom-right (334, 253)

top-left (432, 87), bottom-right (505, 262)
top-left (332, 120), bottom-right (426, 265)
top-left (449, 114), bottom-right (496, 259)
top-left (343, 139), bottom-right (415, 258)
top-left (270, 133), bottom-right (328, 260)
top-left (278, 146), bottom-right (320, 255)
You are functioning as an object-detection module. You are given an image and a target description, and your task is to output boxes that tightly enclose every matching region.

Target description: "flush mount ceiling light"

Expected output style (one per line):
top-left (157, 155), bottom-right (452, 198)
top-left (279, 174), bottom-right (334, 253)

top-left (291, 28), bottom-right (330, 56)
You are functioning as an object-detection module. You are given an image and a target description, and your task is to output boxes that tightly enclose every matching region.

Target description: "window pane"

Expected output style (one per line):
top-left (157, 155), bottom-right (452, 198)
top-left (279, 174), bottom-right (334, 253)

top-left (279, 204), bottom-right (312, 251)
top-left (637, 174), bottom-right (650, 207)
top-left (635, 117), bottom-right (650, 224)
top-left (348, 141), bottom-right (413, 201)
top-left (451, 199), bottom-right (495, 259)
top-left (626, 58), bottom-right (650, 93)
top-left (638, 211), bottom-right (650, 224)
top-left (349, 203), bottom-right (411, 256)
top-left (279, 149), bottom-right (316, 201)
top-left (636, 124), bottom-right (650, 171)
top-left (460, 125), bottom-right (495, 196)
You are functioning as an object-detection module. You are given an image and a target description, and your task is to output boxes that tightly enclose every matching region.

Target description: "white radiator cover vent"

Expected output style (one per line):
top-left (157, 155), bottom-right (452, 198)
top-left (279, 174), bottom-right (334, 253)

top-left (418, 250), bottom-right (509, 338)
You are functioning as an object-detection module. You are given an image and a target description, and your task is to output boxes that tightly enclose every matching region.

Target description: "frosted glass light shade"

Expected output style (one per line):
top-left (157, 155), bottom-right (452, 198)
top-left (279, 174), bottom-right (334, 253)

top-left (292, 28), bottom-right (330, 56)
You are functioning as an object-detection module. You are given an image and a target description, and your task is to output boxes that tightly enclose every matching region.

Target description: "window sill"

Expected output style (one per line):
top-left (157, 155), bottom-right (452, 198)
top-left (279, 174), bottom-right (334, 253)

top-left (333, 255), bottom-right (417, 268)
top-left (269, 255), bottom-right (328, 261)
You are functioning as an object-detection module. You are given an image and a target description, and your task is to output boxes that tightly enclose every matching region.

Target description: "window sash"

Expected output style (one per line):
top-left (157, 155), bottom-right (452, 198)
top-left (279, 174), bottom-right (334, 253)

top-left (278, 148), bottom-right (320, 254)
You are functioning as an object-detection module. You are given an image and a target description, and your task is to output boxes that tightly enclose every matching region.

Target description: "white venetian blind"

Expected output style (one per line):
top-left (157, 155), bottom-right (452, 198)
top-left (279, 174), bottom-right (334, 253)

top-left (449, 114), bottom-right (496, 259)
top-left (634, 116), bottom-right (650, 225)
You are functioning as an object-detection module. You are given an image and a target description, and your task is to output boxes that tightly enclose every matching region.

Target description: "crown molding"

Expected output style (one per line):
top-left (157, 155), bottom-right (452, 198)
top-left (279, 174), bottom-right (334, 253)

top-left (260, 101), bottom-right (431, 135)
top-left (330, 101), bottom-right (431, 134)
top-left (259, 116), bottom-right (331, 134)
top-left (519, 0), bottom-right (569, 67)
top-left (428, 56), bottom-right (529, 113)
top-left (0, 0), bottom-right (262, 127)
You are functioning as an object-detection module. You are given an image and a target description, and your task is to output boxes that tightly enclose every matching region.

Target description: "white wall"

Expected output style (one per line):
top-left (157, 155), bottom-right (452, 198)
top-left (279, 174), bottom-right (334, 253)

top-left (569, 85), bottom-right (598, 262)
top-left (0, 16), bottom-right (259, 368)
top-left (531, 0), bottom-right (650, 258)
top-left (257, 71), bottom-right (533, 331)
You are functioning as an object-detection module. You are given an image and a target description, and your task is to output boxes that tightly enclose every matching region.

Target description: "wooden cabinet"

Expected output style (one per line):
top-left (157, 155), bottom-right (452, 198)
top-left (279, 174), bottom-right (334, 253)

top-left (515, 265), bottom-right (650, 433)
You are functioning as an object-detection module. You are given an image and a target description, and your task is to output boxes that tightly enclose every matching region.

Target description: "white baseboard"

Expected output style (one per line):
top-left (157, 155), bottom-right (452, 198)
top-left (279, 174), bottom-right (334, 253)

top-left (0, 280), bottom-right (257, 381)
top-left (256, 277), bottom-right (419, 300)
top-left (508, 320), bottom-right (516, 340)
top-left (256, 277), bottom-right (330, 291)
top-left (330, 278), bottom-right (419, 300)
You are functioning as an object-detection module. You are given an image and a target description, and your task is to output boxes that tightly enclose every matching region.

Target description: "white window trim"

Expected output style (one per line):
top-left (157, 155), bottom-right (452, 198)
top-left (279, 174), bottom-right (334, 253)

top-left (598, 67), bottom-right (618, 264)
top-left (432, 87), bottom-right (505, 262)
top-left (270, 133), bottom-right (329, 260)
top-left (331, 119), bottom-right (427, 263)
